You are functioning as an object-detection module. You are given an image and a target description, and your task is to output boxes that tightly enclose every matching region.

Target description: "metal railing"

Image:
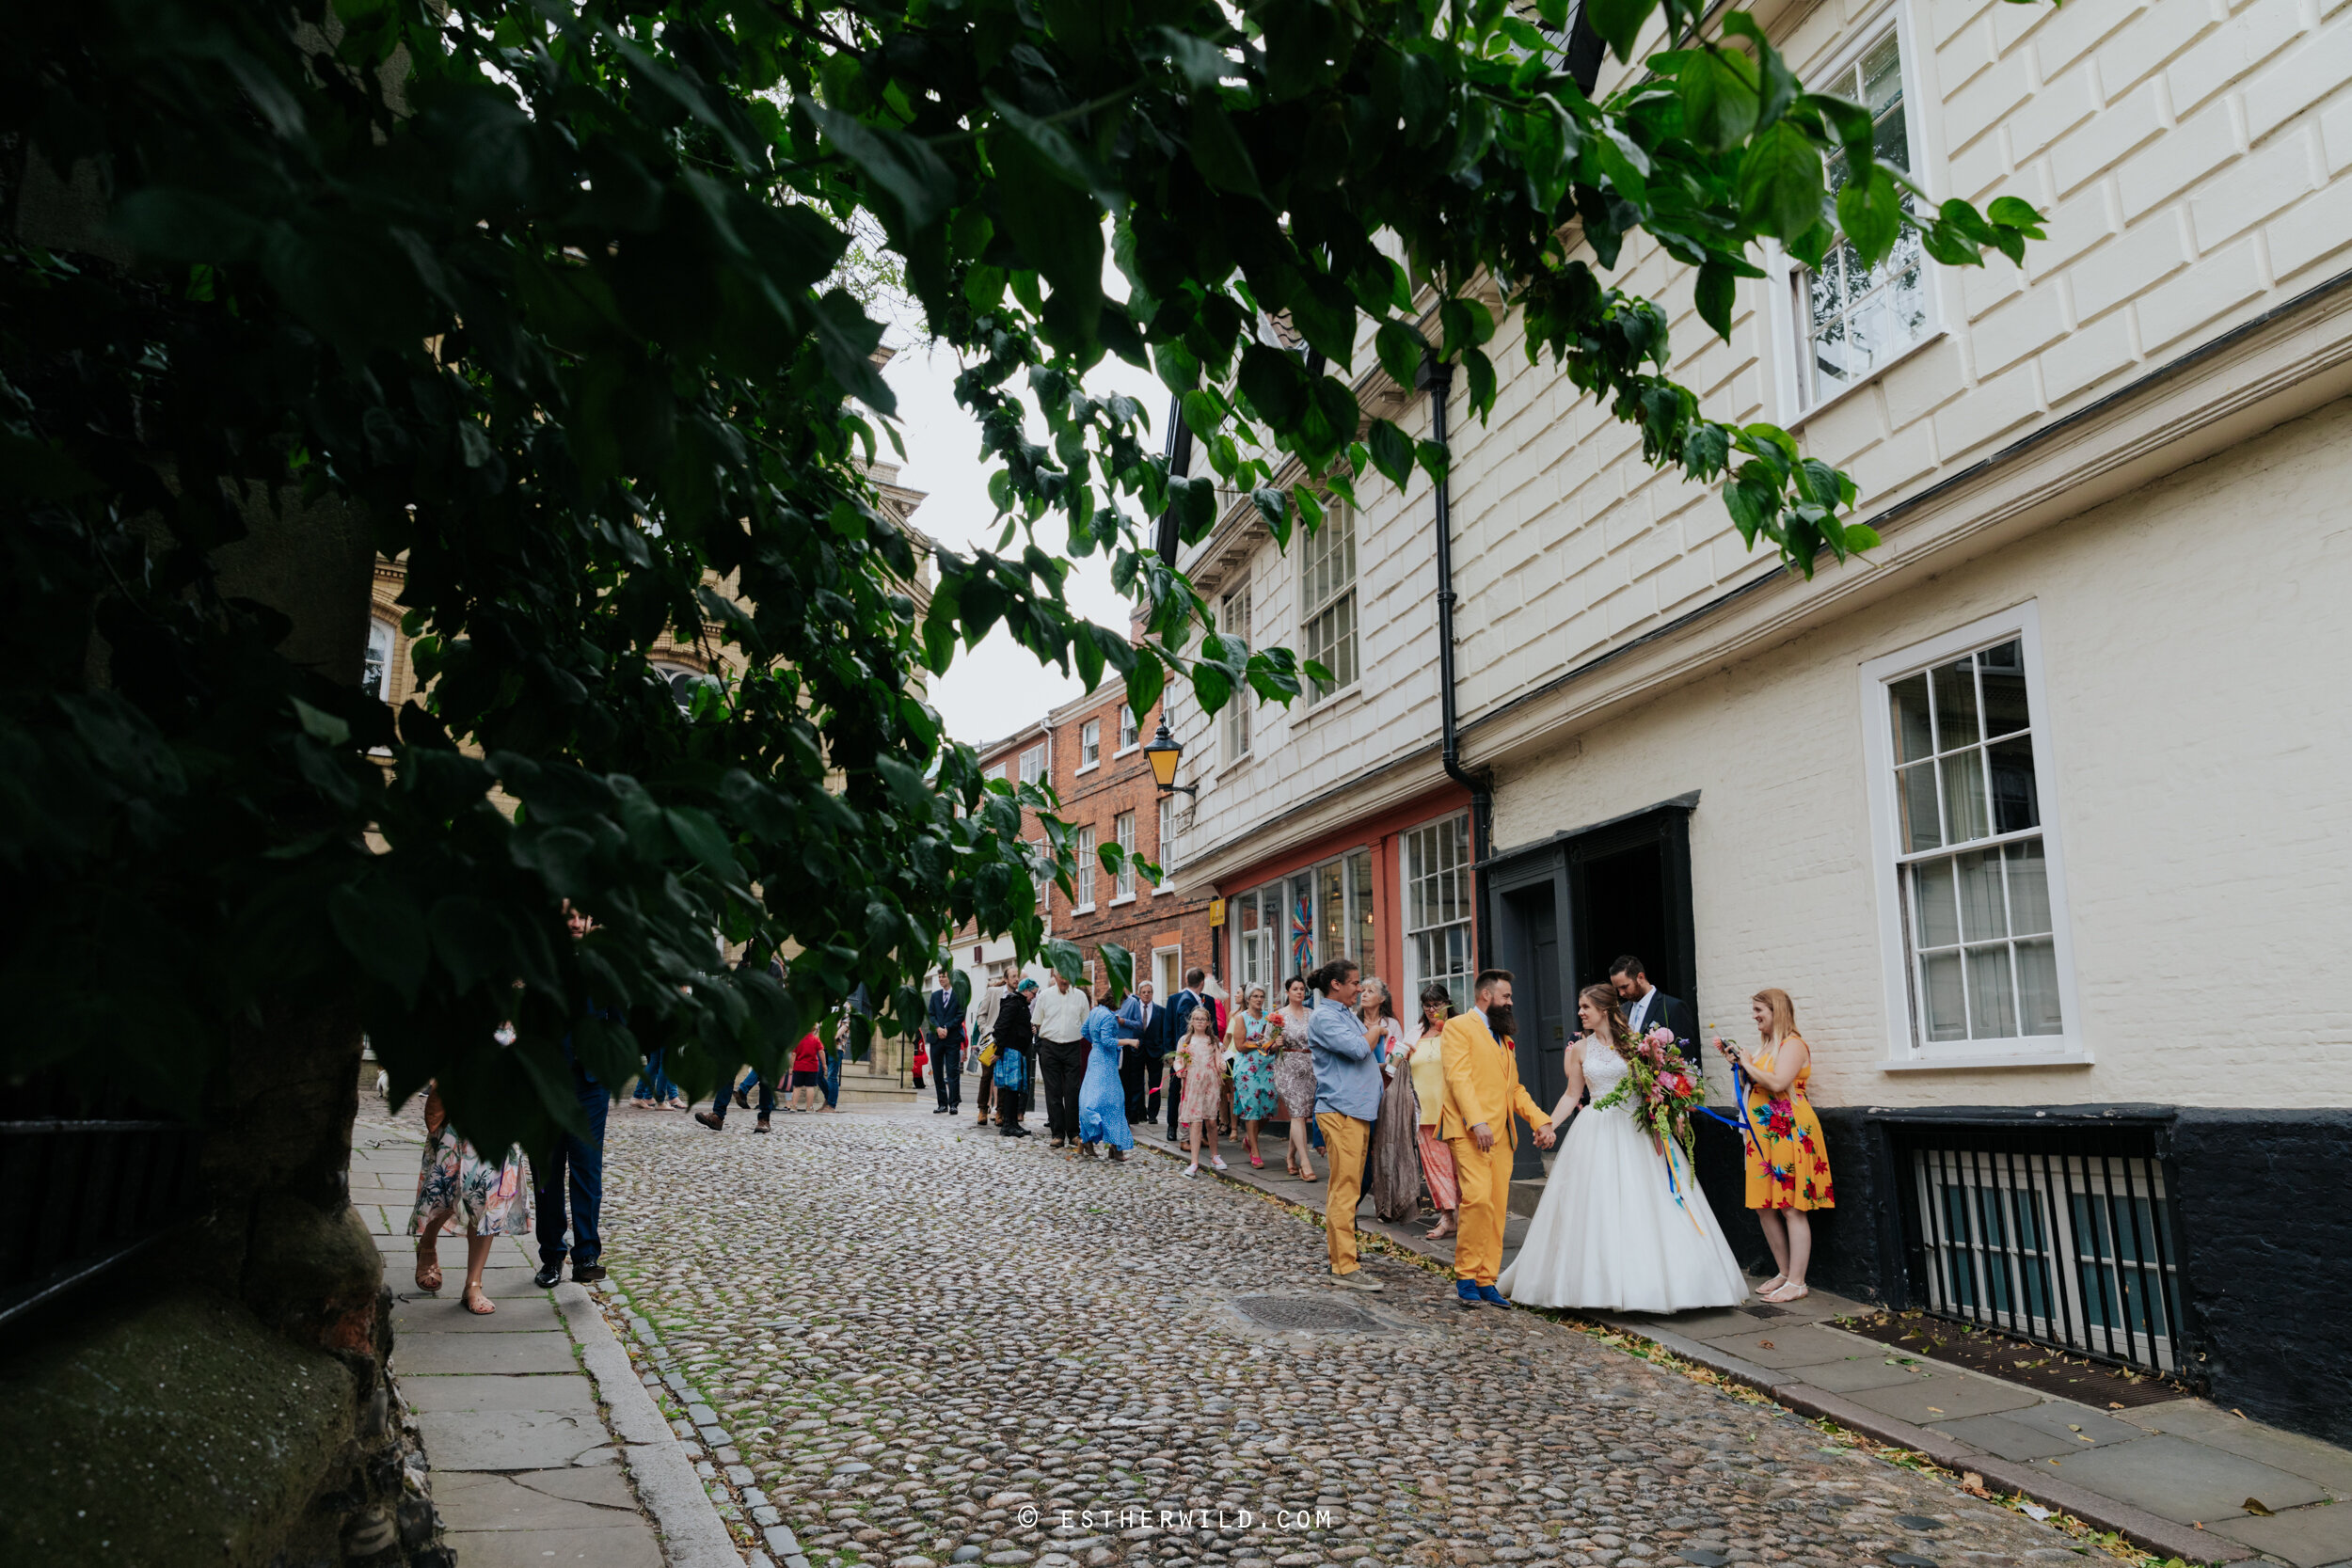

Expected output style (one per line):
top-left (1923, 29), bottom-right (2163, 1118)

top-left (0, 1078), bottom-right (200, 1332)
top-left (1893, 1117), bottom-right (2187, 1375)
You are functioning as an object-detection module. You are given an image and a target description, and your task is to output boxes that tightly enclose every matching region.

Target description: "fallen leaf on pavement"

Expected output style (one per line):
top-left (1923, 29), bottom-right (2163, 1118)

top-left (1961, 1472), bottom-right (1991, 1497)
top-left (2243, 1498), bottom-right (2275, 1517)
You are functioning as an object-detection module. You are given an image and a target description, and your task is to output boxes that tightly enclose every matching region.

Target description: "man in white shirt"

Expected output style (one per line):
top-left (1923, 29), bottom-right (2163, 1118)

top-left (1030, 972), bottom-right (1092, 1148)
top-left (1609, 954), bottom-right (1699, 1068)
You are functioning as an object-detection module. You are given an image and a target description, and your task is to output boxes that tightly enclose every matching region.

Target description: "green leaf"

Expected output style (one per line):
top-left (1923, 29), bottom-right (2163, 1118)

top-left (1188, 100), bottom-right (1263, 198)
top-left (1739, 120), bottom-right (1826, 240)
top-left (289, 697), bottom-right (350, 746)
top-left (1695, 262), bottom-right (1737, 341)
top-left (1677, 49), bottom-right (1759, 152)
top-left (1375, 320), bottom-right (1425, 391)
top-left (1586, 0), bottom-right (1660, 62)
top-left (1836, 165), bottom-right (1904, 264)
top-left (1098, 941), bottom-right (1135, 1002)
top-left (1366, 419), bottom-right (1416, 488)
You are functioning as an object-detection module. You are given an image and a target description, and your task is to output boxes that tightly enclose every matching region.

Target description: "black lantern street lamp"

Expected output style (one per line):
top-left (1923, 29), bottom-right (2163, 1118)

top-left (1142, 720), bottom-right (1195, 798)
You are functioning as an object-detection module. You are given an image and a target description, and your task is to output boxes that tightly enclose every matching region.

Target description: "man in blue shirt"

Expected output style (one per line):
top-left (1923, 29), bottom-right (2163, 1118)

top-left (1307, 958), bottom-right (1383, 1291)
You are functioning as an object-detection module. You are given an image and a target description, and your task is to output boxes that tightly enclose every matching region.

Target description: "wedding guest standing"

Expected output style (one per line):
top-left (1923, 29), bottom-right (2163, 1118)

top-left (1362, 977), bottom-right (1420, 1221)
top-left (787, 1025), bottom-right (825, 1112)
top-left (1032, 971), bottom-right (1091, 1148)
top-left (969, 973), bottom-right (1004, 1126)
top-left (1308, 958), bottom-right (1382, 1290)
top-left (1116, 979), bottom-right (1172, 1125)
top-left (925, 969), bottom-right (965, 1116)
top-left (1174, 1005), bottom-right (1228, 1175)
top-left (1357, 975), bottom-right (1403, 1065)
top-left (1612, 954), bottom-right (1700, 1069)
top-left (1402, 986), bottom-right (1460, 1241)
top-left (1720, 987), bottom-right (1835, 1303)
top-left (1164, 968), bottom-right (1211, 1143)
top-left (1227, 985), bottom-right (1278, 1168)
top-left (1273, 975), bottom-right (1320, 1182)
top-left (535, 900), bottom-right (612, 1290)
top-left (1075, 986), bottom-right (1134, 1163)
top-left (1440, 969), bottom-right (1554, 1308)
top-left (993, 978), bottom-right (1037, 1137)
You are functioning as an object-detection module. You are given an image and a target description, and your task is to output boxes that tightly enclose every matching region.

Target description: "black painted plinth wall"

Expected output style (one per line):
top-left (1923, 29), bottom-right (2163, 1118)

top-left (1690, 1104), bottom-right (2352, 1449)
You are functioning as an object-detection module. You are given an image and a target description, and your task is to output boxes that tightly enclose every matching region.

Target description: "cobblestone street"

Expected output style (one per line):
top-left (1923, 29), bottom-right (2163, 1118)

top-left (590, 1105), bottom-right (2087, 1568)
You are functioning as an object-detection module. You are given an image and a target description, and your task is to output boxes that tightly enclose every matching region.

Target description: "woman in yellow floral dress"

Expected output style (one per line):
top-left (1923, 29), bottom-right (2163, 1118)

top-left (1717, 987), bottom-right (1833, 1303)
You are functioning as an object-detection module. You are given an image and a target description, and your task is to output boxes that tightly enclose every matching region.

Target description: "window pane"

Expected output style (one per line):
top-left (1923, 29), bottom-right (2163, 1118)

top-left (1913, 857), bottom-right (1960, 948)
top-left (1899, 761), bottom-right (1943, 851)
top-left (1964, 944), bottom-right (2018, 1039)
top-left (2015, 938), bottom-right (2064, 1034)
top-left (1979, 640), bottom-right (2029, 736)
top-left (1921, 950), bottom-right (1968, 1041)
top-left (1956, 848), bottom-right (2008, 942)
top-left (2004, 839), bottom-right (2052, 935)
top-left (1863, 35), bottom-right (1904, 122)
top-left (1931, 658), bottom-right (1980, 751)
top-left (1288, 875), bottom-right (1315, 976)
top-left (1988, 734), bottom-right (2039, 832)
top-left (1940, 748), bottom-right (1991, 844)
top-left (1348, 849), bottom-right (1375, 967)
top-left (1889, 674), bottom-right (1934, 764)
top-left (1319, 860), bottom-right (1345, 971)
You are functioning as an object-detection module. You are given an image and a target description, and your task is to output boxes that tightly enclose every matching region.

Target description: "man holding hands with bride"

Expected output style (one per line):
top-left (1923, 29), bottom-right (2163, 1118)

top-left (1440, 968), bottom-right (1554, 1308)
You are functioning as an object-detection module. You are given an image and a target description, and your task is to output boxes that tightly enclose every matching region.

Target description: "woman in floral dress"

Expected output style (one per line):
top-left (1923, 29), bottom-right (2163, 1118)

top-left (1719, 987), bottom-right (1834, 1304)
top-left (1273, 975), bottom-right (1319, 1183)
top-left (1226, 985), bottom-right (1278, 1166)
top-left (410, 1081), bottom-right (533, 1315)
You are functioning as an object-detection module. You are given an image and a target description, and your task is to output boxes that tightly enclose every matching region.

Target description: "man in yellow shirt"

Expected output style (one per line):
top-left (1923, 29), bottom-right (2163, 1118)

top-left (1439, 969), bottom-right (1554, 1307)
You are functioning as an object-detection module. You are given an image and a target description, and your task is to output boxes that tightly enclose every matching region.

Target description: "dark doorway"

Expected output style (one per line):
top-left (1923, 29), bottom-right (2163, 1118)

top-left (1573, 840), bottom-right (1679, 1002)
top-left (1502, 884), bottom-right (1570, 1112)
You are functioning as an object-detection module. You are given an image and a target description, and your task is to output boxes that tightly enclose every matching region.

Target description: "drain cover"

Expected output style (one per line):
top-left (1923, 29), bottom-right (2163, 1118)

top-left (1232, 1295), bottom-right (1381, 1332)
top-left (1742, 1304), bottom-right (1789, 1319)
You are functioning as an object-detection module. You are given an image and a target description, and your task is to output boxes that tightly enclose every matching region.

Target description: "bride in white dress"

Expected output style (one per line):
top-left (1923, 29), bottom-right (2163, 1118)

top-left (1498, 983), bottom-right (1750, 1312)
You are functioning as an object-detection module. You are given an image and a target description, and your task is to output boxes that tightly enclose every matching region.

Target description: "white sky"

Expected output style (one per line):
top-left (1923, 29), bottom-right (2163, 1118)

top-left (880, 338), bottom-right (1170, 750)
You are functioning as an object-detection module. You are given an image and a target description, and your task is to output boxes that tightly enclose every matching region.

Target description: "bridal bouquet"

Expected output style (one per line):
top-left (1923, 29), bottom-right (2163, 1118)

top-left (1592, 1025), bottom-right (1705, 1156)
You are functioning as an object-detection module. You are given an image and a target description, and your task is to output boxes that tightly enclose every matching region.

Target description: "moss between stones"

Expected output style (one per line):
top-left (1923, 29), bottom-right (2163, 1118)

top-left (0, 1289), bottom-right (357, 1566)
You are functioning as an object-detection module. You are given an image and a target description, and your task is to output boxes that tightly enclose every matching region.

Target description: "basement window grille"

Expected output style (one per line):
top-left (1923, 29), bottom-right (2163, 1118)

top-left (1899, 1122), bottom-right (2185, 1375)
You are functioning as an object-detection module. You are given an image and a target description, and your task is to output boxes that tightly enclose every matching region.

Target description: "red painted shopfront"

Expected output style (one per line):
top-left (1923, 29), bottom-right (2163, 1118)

top-left (1211, 785), bottom-right (1478, 1013)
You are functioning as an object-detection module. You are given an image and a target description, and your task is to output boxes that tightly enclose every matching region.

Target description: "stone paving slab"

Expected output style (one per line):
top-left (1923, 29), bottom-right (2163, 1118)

top-left (418, 1408), bottom-right (618, 1470)
top-left (1840, 1367), bottom-right (2047, 1424)
top-left (1931, 1411), bottom-right (2102, 1463)
top-left (2206, 1497), bottom-right (2352, 1565)
top-left (442, 1523), bottom-right (665, 1567)
top-left (1694, 1323), bottom-right (1866, 1369)
top-left (2126, 1398), bottom-right (2352, 1494)
top-left (394, 1328), bottom-right (580, 1376)
top-left (399, 1372), bottom-right (599, 1414)
top-left (392, 1293), bottom-right (564, 1333)
top-left (2020, 1433), bottom-right (2328, 1521)
top-left (1798, 1354), bottom-right (1937, 1394)
top-left (431, 1466), bottom-right (647, 1529)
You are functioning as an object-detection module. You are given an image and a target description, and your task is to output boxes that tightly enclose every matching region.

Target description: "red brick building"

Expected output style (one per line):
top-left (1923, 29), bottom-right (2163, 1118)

top-left (952, 687), bottom-right (1217, 1022)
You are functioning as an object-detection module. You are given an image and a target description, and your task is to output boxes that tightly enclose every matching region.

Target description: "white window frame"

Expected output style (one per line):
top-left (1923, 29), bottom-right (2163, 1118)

top-left (1297, 506), bottom-right (1359, 706)
top-left (1153, 945), bottom-right (1183, 1003)
top-left (1073, 825), bottom-right (1097, 912)
top-left (1078, 718), bottom-right (1101, 772)
top-left (1219, 585), bottom-right (1253, 762)
top-left (1116, 704), bottom-right (1139, 753)
top-left (1112, 811), bottom-right (1136, 902)
top-left (1763, 0), bottom-right (1951, 426)
top-left (1019, 743), bottom-right (1046, 786)
top-left (364, 616), bottom-right (398, 703)
top-left (1400, 812), bottom-right (1474, 1014)
top-left (1860, 602), bottom-right (2088, 1069)
top-left (1153, 796), bottom-right (1176, 894)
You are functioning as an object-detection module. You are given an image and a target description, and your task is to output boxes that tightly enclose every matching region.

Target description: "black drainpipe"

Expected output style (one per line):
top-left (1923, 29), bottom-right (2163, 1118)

top-left (1418, 353), bottom-right (1495, 970)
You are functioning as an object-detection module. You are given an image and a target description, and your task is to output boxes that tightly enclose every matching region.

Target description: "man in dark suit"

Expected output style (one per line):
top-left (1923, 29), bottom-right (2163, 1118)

top-left (1610, 955), bottom-right (1700, 1069)
top-left (1164, 968), bottom-right (1210, 1143)
top-left (1116, 980), bottom-right (1174, 1125)
top-left (924, 969), bottom-right (965, 1115)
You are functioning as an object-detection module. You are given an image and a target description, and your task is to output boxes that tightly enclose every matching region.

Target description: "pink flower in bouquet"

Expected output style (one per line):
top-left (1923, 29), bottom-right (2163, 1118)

top-left (1661, 1071), bottom-right (1692, 1099)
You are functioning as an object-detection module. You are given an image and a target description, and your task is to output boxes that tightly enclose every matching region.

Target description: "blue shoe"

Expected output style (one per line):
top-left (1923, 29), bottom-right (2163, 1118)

top-left (1477, 1285), bottom-right (1514, 1308)
top-left (1454, 1280), bottom-right (1482, 1307)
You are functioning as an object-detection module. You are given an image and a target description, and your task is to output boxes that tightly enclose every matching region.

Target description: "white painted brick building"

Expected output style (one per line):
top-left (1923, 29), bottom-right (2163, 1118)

top-left (1163, 0), bottom-right (2352, 1440)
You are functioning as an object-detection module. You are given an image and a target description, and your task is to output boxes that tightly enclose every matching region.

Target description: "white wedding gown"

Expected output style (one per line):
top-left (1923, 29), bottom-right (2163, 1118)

top-left (1498, 1037), bottom-right (1751, 1312)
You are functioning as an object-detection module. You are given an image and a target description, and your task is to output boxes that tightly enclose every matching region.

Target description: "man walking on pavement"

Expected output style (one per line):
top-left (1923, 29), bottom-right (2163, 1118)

top-left (993, 977), bottom-right (1037, 1137)
top-left (1165, 968), bottom-right (1209, 1143)
top-left (969, 972), bottom-right (1004, 1126)
top-left (1116, 979), bottom-right (1172, 1126)
top-left (1307, 958), bottom-right (1385, 1291)
top-left (926, 968), bottom-right (965, 1116)
top-left (1032, 969), bottom-right (1090, 1148)
top-left (1440, 969), bottom-right (1555, 1308)
top-left (536, 901), bottom-right (613, 1289)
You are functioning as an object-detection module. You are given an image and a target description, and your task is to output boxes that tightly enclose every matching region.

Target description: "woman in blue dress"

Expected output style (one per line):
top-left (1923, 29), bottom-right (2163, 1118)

top-left (1076, 990), bottom-right (1135, 1162)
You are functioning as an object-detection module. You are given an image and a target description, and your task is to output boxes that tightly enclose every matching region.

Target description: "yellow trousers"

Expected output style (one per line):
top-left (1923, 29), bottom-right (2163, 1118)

top-left (1316, 1112), bottom-right (1371, 1275)
top-left (1448, 1133), bottom-right (1513, 1285)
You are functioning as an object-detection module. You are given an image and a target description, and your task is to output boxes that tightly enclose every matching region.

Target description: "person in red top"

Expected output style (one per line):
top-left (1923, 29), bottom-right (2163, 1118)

top-left (788, 1029), bottom-right (825, 1113)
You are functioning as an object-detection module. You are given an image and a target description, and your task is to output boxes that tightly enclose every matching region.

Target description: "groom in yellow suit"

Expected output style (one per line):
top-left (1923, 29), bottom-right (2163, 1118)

top-left (1440, 969), bottom-right (1555, 1307)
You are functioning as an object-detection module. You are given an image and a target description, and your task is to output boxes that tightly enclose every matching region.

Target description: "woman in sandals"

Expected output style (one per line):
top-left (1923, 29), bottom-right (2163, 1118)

top-left (1718, 987), bottom-right (1834, 1303)
top-left (410, 1072), bottom-right (532, 1315)
top-left (1272, 974), bottom-right (1320, 1183)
